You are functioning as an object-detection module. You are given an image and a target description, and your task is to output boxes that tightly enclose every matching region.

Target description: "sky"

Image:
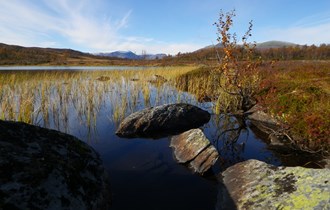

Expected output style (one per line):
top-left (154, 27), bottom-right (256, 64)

top-left (1, 0), bottom-right (330, 55)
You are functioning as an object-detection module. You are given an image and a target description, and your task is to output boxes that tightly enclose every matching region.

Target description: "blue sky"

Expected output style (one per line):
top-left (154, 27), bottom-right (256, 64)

top-left (1, 0), bottom-right (329, 54)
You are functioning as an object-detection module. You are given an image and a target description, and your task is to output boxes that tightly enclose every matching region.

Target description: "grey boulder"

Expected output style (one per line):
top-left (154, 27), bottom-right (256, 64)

top-left (115, 103), bottom-right (211, 139)
top-left (170, 129), bottom-right (219, 174)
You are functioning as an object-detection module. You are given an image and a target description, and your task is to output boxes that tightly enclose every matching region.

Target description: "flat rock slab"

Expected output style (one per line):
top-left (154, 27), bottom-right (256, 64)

top-left (170, 129), bottom-right (219, 174)
top-left (220, 159), bottom-right (330, 210)
top-left (116, 103), bottom-right (211, 139)
top-left (0, 120), bottom-right (111, 210)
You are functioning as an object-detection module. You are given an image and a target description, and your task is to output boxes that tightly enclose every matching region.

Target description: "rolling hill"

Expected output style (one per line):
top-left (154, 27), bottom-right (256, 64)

top-left (0, 43), bottom-right (121, 65)
top-left (202, 40), bottom-right (298, 50)
top-left (256, 41), bottom-right (298, 49)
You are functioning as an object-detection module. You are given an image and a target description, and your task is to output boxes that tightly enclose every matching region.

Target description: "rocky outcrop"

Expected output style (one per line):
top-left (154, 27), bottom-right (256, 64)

top-left (219, 159), bottom-right (330, 210)
top-left (170, 129), bottom-right (219, 174)
top-left (0, 120), bottom-right (111, 210)
top-left (116, 103), bottom-right (211, 139)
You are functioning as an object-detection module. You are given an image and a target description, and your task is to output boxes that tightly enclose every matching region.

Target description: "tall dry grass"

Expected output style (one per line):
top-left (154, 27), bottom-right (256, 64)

top-left (0, 66), bottom-right (198, 137)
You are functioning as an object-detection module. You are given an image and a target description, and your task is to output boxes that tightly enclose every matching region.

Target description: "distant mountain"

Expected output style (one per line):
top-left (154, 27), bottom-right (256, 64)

top-left (98, 51), bottom-right (140, 60)
top-left (145, 53), bottom-right (167, 60)
top-left (256, 41), bottom-right (298, 49)
top-left (97, 51), bottom-right (166, 60)
top-left (200, 41), bottom-right (298, 51)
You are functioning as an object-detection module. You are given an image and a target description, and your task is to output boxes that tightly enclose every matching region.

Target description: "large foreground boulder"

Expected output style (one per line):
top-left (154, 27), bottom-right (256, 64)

top-left (219, 159), bottom-right (330, 210)
top-left (116, 103), bottom-right (211, 139)
top-left (170, 129), bottom-right (219, 174)
top-left (0, 120), bottom-right (111, 210)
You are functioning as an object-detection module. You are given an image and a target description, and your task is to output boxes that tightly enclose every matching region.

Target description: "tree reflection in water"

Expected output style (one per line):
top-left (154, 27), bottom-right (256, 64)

top-left (206, 114), bottom-right (250, 170)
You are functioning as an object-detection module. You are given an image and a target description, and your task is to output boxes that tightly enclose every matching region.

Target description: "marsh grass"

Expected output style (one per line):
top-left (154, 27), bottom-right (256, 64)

top-left (0, 66), bottom-right (197, 139)
top-left (174, 66), bottom-right (247, 114)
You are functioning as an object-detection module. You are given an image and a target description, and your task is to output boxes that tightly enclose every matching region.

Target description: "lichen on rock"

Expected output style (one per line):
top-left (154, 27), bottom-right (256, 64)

top-left (220, 159), bottom-right (330, 210)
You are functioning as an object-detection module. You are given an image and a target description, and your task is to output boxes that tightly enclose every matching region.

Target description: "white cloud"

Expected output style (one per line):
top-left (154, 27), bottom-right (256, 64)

top-left (293, 12), bottom-right (330, 28)
top-left (257, 13), bottom-right (330, 45)
top-left (0, 1), bottom-right (60, 46)
top-left (0, 0), bottom-right (200, 55)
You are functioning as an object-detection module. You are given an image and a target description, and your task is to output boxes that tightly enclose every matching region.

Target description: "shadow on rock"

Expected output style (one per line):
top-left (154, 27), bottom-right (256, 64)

top-left (115, 103), bottom-right (211, 139)
top-left (0, 120), bottom-right (111, 210)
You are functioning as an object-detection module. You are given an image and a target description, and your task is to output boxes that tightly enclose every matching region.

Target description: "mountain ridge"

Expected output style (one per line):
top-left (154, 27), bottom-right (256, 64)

top-left (97, 51), bottom-right (167, 60)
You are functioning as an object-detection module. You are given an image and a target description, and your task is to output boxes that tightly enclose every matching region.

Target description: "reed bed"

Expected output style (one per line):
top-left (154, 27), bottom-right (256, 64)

top-left (0, 66), bottom-right (198, 140)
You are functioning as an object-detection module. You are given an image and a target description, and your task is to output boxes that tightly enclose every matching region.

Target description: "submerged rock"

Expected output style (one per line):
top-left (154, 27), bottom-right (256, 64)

top-left (246, 105), bottom-right (292, 149)
top-left (116, 103), bottom-right (211, 139)
top-left (96, 76), bottom-right (110, 81)
top-left (220, 159), bottom-right (330, 210)
top-left (246, 105), bottom-right (279, 126)
top-left (170, 129), bottom-right (219, 174)
top-left (148, 74), bottom-right (167, 84)
top-left (0, 120), bottom-right (111, 210)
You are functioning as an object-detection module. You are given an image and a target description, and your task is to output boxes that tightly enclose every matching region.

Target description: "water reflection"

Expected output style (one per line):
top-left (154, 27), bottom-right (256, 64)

top-left (202, 114), bottom-right (278, 171)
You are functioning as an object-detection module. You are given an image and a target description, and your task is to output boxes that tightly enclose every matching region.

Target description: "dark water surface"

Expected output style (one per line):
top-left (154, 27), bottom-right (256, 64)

top-left (0, 69), bottom-right (324, 209)
top-left (0, 65), bottom-right (149, 71)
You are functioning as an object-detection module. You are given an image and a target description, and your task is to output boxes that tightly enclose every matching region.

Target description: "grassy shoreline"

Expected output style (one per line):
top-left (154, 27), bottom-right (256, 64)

top-left (174, 60), bottom-right (330, 153)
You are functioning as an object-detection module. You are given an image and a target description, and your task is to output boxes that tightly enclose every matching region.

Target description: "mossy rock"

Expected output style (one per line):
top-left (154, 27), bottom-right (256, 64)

top-left (0, 120), bottom-right (111, 210)
top-left (220, 159), bottom-right (330, 210)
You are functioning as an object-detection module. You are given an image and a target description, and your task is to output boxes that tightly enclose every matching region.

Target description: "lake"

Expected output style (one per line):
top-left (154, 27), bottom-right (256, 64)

top-left (0, 67), bottom-right (324, 209)
top-left (0, 65), bottom-right (151, 71)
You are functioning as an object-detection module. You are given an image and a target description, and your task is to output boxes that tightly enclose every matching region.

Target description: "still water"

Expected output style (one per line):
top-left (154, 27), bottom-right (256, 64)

top-left (0, 68), bottom-right (323, 209)
top-left (0, 65), bottom-right (150, 71)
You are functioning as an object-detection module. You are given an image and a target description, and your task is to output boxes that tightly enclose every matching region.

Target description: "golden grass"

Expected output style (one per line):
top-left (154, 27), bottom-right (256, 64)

top-left (0, 66), bottom-right (198, 134)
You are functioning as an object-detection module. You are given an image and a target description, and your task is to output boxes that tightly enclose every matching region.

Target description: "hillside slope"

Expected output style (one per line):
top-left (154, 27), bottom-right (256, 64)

top-left (0, 43), bottom-right (120, 65)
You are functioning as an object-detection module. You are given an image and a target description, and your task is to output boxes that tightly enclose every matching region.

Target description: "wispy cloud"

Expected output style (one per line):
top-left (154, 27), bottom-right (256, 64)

top-left (258, 12), bottom-right (330, 45)
top-left (0, 0), bottom-right (200, 54)
top-left (293, 12), bottom-right (330, 28)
